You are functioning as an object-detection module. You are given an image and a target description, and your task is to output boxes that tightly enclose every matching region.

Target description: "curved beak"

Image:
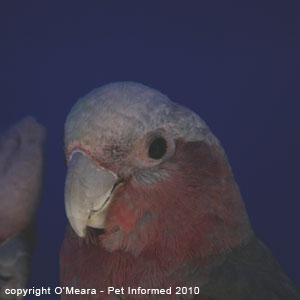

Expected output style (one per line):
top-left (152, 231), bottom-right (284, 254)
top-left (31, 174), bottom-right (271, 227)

top-left (64, 151), bottom-right (118, 238)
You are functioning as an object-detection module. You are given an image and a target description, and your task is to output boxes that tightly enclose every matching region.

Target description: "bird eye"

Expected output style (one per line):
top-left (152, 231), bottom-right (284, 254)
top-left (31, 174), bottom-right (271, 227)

top-left (148, 137), bottom-right (167, 159)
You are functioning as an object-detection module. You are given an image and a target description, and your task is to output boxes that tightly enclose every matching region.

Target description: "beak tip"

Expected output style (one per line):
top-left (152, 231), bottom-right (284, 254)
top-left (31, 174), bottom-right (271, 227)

top-left (67, 216), bottom-right (87, 238)
top-left (75, 228), bottom-right (86, 238)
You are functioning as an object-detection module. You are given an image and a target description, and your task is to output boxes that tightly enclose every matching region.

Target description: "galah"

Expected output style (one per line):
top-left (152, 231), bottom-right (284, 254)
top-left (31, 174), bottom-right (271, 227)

top-left (60, 82), bottom-right (300, 299)
top-left (0, 117), bottom-right (45, 299)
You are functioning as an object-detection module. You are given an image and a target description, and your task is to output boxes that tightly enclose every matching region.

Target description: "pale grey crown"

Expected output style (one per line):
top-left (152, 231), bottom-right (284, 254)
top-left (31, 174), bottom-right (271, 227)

top-left (65, 82), bottom-right (219, 151)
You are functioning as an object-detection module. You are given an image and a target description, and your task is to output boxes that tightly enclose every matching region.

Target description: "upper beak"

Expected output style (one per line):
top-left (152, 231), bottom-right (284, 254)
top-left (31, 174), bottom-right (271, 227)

top-left (64, 151), bottom-right (118, 238)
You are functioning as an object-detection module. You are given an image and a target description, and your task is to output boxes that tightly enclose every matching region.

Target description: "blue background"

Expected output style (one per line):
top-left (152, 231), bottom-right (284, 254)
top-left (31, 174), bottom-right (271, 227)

top-left (0, 1), bottom-right (299, 298)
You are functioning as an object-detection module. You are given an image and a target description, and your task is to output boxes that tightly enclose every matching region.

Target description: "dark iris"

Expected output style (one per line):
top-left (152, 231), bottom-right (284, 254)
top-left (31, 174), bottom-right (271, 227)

top-left (148, 137), bottom-right (167, 159)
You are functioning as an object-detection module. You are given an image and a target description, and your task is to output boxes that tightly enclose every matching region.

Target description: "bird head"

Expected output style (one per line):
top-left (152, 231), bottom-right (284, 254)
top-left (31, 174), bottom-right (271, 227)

top-left (64, 82), bottom-right (252, 259)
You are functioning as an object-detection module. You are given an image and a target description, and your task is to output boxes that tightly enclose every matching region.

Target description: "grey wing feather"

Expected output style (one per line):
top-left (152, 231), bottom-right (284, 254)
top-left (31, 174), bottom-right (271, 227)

top-left (200, 236), bottom-right (300, 300)
top-left (0, 228), bottom-right (35, 299)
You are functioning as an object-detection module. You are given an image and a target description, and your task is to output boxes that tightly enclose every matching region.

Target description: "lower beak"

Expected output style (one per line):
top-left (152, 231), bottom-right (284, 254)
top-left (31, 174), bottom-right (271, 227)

top-left (64, 151), bottom-right (118, 237)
